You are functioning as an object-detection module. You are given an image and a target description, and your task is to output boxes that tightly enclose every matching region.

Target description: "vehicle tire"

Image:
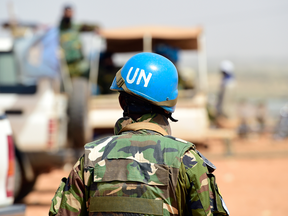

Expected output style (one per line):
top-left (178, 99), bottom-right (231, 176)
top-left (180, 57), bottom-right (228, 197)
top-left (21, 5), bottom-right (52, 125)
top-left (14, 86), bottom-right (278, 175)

top-left (14, 156), bottom-right (22, 201)
top-left (67, 77), bottom-right (92, 148)
top-left (14, 156), bottom-right (36, 202)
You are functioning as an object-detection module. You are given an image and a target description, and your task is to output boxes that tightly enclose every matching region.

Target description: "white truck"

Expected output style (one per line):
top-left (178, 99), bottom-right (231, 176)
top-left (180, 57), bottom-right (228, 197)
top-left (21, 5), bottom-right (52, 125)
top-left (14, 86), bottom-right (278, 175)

top-left (0, 28), bottom-right (92, 200)
top-left (0, 112), bottom-right (26, 215)
top-left (0, 113), bottom-right (15, 206)
top-left (89, 26), bottom-right (236, 146)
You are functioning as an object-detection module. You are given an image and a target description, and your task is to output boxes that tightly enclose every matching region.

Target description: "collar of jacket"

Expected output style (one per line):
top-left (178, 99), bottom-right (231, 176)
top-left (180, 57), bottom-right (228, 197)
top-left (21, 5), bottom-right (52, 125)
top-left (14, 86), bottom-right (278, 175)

top-left (114, 113), bottom-right (172, 136)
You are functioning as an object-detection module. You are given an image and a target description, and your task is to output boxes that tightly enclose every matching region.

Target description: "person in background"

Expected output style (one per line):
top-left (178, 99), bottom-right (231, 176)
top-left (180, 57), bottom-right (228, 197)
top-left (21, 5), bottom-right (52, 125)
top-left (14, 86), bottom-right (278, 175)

top-left (49, 52), bottom-right (229, 216)
top-left (59, 5), bottom-right (99, 78)
top-left (216, 60), bottom-right (235, 118)
top-left (255, 101), bottom-right (267, 134)
top-left (97, 51), bottom-right (118, 94)
top-left (273, 102), bottom-right (288, 140)
top-left (209, 60), bottom-right (239, 129)
top-left (237, 99), bottom-right (251, 138)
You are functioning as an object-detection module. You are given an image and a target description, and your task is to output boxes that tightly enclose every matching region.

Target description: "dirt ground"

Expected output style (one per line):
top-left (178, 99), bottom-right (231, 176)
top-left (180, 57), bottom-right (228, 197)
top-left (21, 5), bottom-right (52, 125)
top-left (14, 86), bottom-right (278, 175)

top-left (22, 135), bottom-right (288, 216)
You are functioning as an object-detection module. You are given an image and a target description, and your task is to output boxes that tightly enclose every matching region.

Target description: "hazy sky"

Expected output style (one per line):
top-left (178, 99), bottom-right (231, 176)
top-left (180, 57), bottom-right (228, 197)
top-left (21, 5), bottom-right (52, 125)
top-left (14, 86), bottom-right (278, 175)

top-left (1, 0), bottom-right (288, 61)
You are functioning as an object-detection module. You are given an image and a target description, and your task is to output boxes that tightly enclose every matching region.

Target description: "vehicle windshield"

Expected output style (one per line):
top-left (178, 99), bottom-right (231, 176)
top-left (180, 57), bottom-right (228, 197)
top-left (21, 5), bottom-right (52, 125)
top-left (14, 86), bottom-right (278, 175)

top-left (0, 52), bottom-right (18, 85)
top-left (0, 51), bottom-right (36, 94)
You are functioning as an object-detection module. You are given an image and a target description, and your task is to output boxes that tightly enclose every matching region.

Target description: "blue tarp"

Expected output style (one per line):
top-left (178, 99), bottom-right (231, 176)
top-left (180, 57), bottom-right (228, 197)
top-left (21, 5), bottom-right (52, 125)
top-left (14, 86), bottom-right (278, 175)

top-left (14, 27), bottom-right (61, 85)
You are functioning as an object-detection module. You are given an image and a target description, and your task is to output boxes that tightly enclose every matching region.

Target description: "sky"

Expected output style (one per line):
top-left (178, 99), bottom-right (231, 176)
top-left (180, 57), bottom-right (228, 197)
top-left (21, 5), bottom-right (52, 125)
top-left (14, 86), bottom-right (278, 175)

top-left (0, 0), bottom-right (287, 114)
top-left (0, 0), bottom-right (288, 66)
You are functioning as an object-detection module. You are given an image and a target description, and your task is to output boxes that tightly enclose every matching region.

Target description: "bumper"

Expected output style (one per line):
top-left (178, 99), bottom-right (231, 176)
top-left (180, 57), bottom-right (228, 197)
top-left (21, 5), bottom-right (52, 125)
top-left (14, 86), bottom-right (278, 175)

top-left (0, 204), bottom-right (26, 216)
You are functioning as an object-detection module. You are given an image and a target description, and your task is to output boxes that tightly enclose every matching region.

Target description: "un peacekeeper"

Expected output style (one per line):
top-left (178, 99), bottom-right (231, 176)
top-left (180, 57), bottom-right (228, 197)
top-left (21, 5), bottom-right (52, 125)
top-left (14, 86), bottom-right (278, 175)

top-left (49, 53), bottom-right (229, 216)
top-left (59, 5), bottom-right (99, 78)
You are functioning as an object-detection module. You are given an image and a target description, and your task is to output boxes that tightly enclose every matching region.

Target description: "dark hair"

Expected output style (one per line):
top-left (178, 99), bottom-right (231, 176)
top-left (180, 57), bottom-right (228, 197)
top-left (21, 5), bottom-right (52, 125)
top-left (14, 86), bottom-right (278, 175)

top-left (63, 5), bottom-right (72, 11)
top-left (119, 92), bottom-right (178, 122)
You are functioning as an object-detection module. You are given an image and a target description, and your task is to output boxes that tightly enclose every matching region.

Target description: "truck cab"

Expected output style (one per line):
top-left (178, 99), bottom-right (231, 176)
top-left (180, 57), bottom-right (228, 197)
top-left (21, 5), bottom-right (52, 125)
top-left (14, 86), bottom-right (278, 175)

top-left (0, 31), bottom-right (72, 201)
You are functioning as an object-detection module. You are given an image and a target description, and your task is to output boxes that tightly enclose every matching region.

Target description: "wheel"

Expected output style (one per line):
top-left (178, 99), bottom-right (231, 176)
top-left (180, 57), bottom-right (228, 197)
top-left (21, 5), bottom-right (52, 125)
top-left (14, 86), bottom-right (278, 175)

top-left (14, 156), bottom-right (22, 201)
top-left (14, 156), bottom-right (37, 202)
top-left (67, 77), bottom-right (92, 148)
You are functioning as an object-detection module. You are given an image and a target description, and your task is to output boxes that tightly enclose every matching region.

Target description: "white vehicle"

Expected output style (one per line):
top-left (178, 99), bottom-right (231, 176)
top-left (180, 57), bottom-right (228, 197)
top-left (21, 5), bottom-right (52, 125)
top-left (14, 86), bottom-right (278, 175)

top-left (0, 28), bottom-right (92, 200)
top-left (89, 26), bottom-right (236, 146)
top-left (0, 112), bottom-right (25, 215)
top-left (0, 113), bottom-right (14, 206)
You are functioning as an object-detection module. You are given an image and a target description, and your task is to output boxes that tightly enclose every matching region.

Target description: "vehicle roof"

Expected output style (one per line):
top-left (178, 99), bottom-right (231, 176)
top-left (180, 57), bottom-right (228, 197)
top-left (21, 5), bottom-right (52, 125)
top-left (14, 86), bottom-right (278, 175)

top-left (99, 26), bottom-right (203, 53)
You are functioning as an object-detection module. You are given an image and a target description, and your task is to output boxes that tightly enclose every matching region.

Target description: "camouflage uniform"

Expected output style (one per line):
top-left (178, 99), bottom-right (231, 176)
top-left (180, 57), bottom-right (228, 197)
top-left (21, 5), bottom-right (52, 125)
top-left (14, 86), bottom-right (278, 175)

top-left (59, 24), bottom-right (97, 78)
top-left (49, 113), bottom-right (229, 216)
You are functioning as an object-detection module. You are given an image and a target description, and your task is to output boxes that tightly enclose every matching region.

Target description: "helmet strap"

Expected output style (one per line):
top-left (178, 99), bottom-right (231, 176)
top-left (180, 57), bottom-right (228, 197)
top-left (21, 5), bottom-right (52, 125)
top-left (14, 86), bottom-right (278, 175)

top-left (167, 113), bottom-right (178, 122)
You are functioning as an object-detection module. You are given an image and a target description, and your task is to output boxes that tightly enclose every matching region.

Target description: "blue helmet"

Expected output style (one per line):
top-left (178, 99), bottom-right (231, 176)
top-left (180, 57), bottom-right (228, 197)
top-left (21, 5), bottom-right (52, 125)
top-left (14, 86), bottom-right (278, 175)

top-left (110, 52), bottom-right (178, 113)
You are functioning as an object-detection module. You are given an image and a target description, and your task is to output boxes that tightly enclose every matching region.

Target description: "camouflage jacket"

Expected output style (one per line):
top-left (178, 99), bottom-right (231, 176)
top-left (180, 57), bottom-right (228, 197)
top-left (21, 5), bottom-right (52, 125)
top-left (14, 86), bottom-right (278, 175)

top-left (59, 24), bottom-right (97, 64)
top-left (49, 113), bottom-right (229, 216)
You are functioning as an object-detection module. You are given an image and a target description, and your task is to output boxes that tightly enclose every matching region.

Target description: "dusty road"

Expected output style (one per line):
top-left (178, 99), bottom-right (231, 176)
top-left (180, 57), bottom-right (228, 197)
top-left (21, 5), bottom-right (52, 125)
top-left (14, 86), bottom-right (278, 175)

top-left (23, 137), bottom-right (288, 216)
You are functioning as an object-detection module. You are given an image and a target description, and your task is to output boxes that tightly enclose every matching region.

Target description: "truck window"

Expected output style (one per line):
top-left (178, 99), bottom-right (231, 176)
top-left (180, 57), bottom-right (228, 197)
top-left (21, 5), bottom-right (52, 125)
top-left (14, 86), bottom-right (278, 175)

top-left (0, 52), bottom-right (37, 94)
top-left (0, 52), bottom-right (17, 85)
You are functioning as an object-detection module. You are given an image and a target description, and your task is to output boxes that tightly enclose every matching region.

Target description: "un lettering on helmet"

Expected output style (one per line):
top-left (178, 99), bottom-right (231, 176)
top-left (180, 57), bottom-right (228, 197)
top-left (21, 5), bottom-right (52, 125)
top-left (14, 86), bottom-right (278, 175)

top-left (126, 67), bottom-right (152, 87)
